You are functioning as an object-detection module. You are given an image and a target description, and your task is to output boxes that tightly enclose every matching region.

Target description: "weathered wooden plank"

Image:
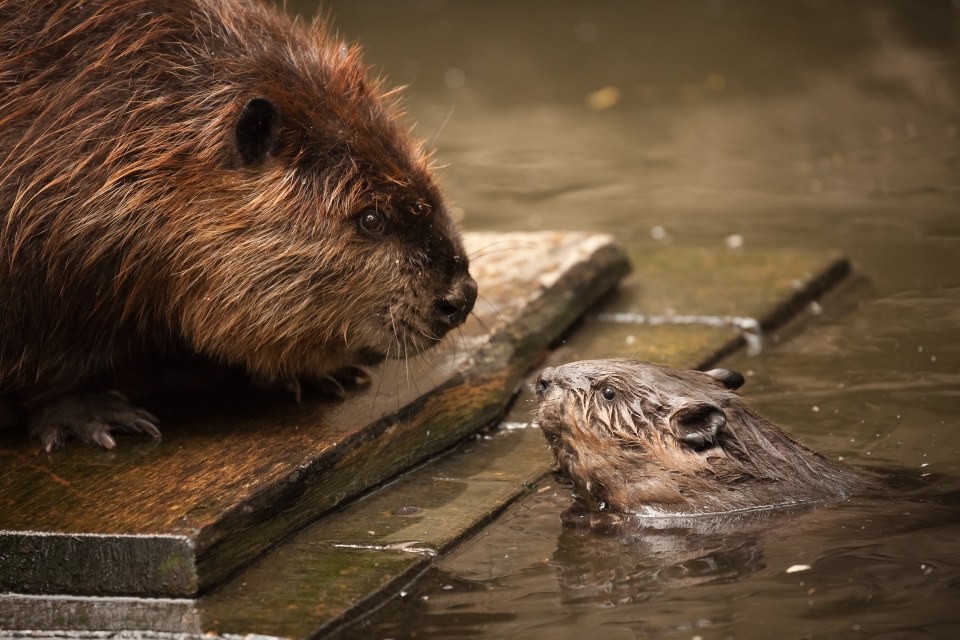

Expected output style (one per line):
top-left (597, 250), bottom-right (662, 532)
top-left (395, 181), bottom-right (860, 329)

top-left (201, 429), bottom-right (549, 638)
top-left (0, 427), bottom-right (549, 638)
top-left (562, 247), bottom-right (851, 369)
top-left (0, 245), bottom-right (857, 639)
top-left (0, 231), bottom-right (630, 598)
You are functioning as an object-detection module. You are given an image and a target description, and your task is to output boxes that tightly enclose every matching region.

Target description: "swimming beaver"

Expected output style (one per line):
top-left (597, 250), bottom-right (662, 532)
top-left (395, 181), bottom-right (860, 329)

top-left (535, 360), bottom-right (863, 515)
top-left (0, 0), bottom-right (476, 450)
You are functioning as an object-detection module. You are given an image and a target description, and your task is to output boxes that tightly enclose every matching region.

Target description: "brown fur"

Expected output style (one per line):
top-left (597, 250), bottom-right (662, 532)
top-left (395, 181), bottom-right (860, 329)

top-left (536, 360), bottom-right (864, 515)
top-left (0, 0), bottom-right (475, 449)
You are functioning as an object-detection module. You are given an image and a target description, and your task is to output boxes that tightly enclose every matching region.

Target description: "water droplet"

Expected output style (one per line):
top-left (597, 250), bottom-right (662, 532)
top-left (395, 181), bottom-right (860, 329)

top-left (706, 73), bottom-right (726, 92)
top-left (444, 67), bottom-right (466, 89)
top-left (574, 22), bottom-right (598, 44)
top-left (586, 86), bottom-right (620, 110)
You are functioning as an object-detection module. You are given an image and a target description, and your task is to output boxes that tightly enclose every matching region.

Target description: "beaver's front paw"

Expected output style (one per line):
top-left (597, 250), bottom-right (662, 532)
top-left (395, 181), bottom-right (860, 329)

top-left (254, 367), bottom-right (371, 403)
top-left (313, 366), bottom-right (372, 400)
top-left (30, 391), bottom-right (161, 452)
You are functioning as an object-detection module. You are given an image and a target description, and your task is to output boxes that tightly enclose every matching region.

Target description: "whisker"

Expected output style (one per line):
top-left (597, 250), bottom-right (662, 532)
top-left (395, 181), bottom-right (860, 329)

top-left (475, 292), bottom-right (507, 327)
top-left (390, 313), bottom-right (402, 412)
top-left (430, 102), bottom-right (455, 148)
top-left (403, 336), bottom-right (410, 391)
top-left (468, 240), bottom-right (539, 260)
top-left (411, 351), bottom-right (435, 392)
top-left (404, 335), bottom-right (422, 396)
top-left (630, 344), bottom-right (647, 360)
top-left (370, 338), bottom-right (391, 419)
top-left (469, 310), bottom-right (495, 340)
top-left (416, 326), bottom-right (442, 342)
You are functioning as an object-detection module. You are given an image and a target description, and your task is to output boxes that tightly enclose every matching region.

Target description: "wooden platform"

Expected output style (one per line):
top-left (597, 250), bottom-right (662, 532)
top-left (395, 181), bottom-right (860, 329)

top-left (0, 231), bottom-right (630, 598)
top-left (0, 238), bottom-right (857, 639)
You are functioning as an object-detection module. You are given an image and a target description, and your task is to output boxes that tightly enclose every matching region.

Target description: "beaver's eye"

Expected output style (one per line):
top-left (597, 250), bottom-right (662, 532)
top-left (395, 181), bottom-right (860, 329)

top-left (358, 209), bottom-right (386, 236)
top-left (601, 387), bottom-right (616, 401)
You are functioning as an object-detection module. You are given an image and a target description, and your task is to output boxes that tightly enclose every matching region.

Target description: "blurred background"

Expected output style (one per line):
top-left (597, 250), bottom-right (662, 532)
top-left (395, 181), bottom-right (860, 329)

top-left (286, 0), bottom-right (960, 271)
top-left (288, 0), bottom-right (960, 469)
top-left (283, 1), bottom-right (960, 637)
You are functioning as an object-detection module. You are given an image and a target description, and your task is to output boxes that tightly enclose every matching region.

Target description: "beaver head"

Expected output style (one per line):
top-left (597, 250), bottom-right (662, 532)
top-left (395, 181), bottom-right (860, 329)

top-left (535, 360), bottom-right (862, 515)
top-left (0, 0), bottom-right (476, 389)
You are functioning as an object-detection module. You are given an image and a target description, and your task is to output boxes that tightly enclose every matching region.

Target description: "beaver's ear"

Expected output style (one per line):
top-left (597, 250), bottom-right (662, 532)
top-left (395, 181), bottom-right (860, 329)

top-left (235, 97), bottom-right (279, 166)
top-left (670, 403), bottom-right (725, 448)
top-left (705, 368), bottom-right (745, 390)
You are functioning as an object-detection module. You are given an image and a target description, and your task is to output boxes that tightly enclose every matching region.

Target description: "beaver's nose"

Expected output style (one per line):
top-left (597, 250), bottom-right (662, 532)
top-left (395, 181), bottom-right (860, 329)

top-left (434, 275), bottom-right (478, 329)
top-left (536, 368), bottom-right (555, 396)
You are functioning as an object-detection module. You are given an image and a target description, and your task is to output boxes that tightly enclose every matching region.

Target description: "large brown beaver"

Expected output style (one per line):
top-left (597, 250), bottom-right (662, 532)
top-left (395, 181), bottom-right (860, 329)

top-left (0, 0), bottom-right (476, 450)
top-left (535, 360), bottom-right (864, 515)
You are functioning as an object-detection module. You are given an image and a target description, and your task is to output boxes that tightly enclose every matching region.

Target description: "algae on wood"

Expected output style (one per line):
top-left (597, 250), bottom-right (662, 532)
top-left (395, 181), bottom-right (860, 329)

top-left (1, 244), bottom-right (857, 639)
top-left (0, 231), bottom-right (630, 598)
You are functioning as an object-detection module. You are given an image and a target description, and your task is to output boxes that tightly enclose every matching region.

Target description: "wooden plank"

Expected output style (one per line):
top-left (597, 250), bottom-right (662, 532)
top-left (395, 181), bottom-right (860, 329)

top-left (561, 247), bottom-right (851, 369)
top-left (0, 246), bottom-right (857, 638)
top-left (0, 231), bottom-right (630, 597)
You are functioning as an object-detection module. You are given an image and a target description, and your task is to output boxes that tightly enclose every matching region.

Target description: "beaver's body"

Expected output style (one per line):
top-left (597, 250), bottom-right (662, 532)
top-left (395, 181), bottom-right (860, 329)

top-left (0, 0), bottom-right (475, 450)
top-left (536, 360), bottom-right (863, 515)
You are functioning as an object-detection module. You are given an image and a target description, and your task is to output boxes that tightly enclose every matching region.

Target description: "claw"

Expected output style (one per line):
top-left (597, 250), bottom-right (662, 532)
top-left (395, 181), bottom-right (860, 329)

top-left (137, 410), bottom-right (160, 425)
top-left (334, 366), bottom-right (371, 387)
top-left (97, 430), bottom-right (116, 450)
top-left (30, 391), bottom-right (161, 451)
top-left (133, 418), bottom-right (162, 438)
top-left (286, 378), bottom-right (303, 404)
top-left (43, 432), bottom-right (60, 453)
top-left (319, 375), bottom-right (347, 399)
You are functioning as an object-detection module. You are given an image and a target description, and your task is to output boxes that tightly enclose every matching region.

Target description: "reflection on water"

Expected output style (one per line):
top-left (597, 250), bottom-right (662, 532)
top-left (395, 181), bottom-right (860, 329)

top-left (339, 475), bottom-right (960, 639)
top-left (552, 506), bottom-right (791, 607)
top-left (304, 0), bottom-right (960, 637)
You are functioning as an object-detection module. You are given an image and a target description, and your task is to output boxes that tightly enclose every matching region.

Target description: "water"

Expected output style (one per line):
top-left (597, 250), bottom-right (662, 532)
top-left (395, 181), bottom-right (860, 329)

top-left (298, 1), bottom-right (960, 636)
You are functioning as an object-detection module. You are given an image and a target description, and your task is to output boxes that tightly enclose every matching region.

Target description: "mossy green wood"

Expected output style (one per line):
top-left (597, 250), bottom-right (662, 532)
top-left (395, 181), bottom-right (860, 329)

top-left (0, 245), bottom-right (856, 638)
top-left (0, 231), bottom-right (630, 598)
top-left (566, 248), bottom-right (850, 368)
top-left (194, 248), bottom-right (855, 639)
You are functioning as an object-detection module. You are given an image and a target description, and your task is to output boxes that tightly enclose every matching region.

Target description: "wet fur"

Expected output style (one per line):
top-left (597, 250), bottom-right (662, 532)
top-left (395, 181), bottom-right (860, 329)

top-left (0, 0), bottom-right (471, 444)
top-left (536, 359), bottom-right (864, 515)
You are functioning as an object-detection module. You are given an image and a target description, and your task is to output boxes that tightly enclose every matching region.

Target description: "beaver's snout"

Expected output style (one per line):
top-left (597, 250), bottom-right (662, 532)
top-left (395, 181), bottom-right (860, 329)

top-left (434, 275), bottom-right (478, 330)
top-left (535, 367), bottom-right (555, 396)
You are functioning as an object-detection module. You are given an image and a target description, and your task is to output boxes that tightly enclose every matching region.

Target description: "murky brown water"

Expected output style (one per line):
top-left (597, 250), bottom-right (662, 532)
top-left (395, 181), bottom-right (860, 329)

top-left (296, 1), bottom-right (960, 637)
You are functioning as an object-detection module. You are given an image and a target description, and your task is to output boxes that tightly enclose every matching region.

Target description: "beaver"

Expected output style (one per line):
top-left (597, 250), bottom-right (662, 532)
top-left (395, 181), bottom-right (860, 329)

top-left (535, 360), bottom-right (864, 515)
top-left (0, 0), bottom-right (476, 451)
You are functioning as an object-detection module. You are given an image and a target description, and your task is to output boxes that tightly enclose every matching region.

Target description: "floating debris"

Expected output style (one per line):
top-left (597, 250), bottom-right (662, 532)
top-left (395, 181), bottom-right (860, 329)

top-left (786, 564), bottom-right (812, 573)
top-left (586, 86), bottom-right (620, 110)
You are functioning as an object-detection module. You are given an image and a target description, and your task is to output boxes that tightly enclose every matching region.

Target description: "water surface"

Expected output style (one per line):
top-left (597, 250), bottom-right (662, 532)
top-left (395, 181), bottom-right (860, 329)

top-left (297, 1), bottom-right (960, 637)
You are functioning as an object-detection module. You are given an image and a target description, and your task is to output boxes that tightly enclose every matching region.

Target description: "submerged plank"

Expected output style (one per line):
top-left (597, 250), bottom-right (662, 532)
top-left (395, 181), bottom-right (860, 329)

top-left (0, 231), bottom-right (630, 598)
top-left (0, 245), bottom-right (857, 638)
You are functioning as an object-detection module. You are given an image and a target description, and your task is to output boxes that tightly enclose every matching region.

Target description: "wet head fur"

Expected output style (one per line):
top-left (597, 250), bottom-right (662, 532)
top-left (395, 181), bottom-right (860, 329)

top-left (0, 0), bottom-right (473, 405)
top-left (536, 359), bottom-right (863, 515)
